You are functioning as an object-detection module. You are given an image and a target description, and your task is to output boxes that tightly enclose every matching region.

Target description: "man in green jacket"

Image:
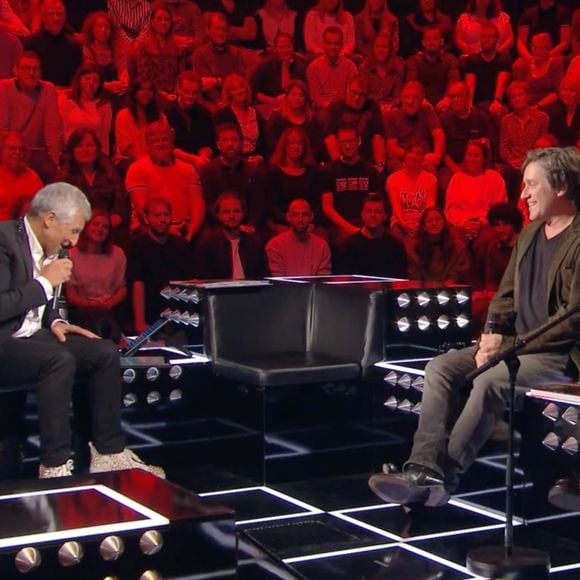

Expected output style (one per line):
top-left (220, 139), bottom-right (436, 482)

top-left (370, 146), bottom-right (580, 507)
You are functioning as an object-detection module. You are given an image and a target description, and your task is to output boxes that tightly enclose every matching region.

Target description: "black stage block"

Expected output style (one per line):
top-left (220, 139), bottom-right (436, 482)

top-left (0, 470), bottom-right (236, 579)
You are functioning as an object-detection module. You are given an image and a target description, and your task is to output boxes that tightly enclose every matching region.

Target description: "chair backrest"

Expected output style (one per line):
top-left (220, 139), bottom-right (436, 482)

top-left (309, 284), bottom-right (385, 374)
top-left (204, 284), bottom-right (313, 359)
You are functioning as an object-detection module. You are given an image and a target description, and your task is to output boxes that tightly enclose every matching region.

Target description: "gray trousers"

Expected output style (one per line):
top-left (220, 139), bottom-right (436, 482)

top-left (406, 346), bottom-right (574, 478)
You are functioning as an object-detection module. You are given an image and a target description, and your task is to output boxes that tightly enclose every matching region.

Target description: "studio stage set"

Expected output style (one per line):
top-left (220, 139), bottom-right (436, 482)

top-left (2, 275), bottom-right (580, 579)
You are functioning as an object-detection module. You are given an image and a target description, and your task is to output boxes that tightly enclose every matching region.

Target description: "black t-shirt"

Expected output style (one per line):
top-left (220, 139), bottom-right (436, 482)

top-left (127, 234), bottom-right (193, 324)
top-left (518, 3), bottom-right (571, 48)
top-left (465, 52), bottom-right (512, 104)
top-left (515, 226), bottom-right (567, 336)
top-left (321, 159), bottom-right (383, 225)
top-left (335, 231), bottom-right (408, 278)
top-left (440, 108), bottom-right (491, 163)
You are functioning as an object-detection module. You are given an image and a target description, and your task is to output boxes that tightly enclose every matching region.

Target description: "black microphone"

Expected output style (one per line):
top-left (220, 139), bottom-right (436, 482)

top-left (52, 243), bottom-right (71, 310)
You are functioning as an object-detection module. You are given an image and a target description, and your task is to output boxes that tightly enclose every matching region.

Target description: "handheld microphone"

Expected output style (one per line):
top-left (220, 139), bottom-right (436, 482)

top-left (52, 242), bottom-right (71, 310)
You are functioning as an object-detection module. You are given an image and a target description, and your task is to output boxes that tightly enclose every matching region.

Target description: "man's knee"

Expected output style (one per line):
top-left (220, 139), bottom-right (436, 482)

top-left (425, 348), bottom-right (474, 383)
top-left (91, 339), bottom-right (121, 368)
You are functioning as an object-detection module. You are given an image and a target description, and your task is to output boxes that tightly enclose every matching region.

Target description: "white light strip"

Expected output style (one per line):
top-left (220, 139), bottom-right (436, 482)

top-left (262, 487), bottom-right (323, 513)
top-left (373, 362), bottom-right (426, 376)
top-left (406, 523), bottom-right (505, 542)
top-left (0, 485), bottom-right (169, 550)
top-left (330, 512), bottom-right (401, 541)
top-left (0, 485), bottom-right (96, 501)
top-left (199, 486), bottom-right (263, 497)
top-left (397, 542), bottom-right (477, 576)
top-left (551, 562), bottom-right (580, 573)
top-left (334, 503), bottom-right (399, 515)
top-left (237, 511), bottom-right (322, 526)
top-left (448, 498), bottom-right (524, 524)
top-left (476, 456), bottom-right (524, 475)
top-left (283, 542), bottom-right (399, 564)
top-left (386, 357), bottom-right (434, 364)
top-left (454, 482), bottom-right (531, 498)
top-left (527, 511), bottom-right (580, 523)
top-left (168, 356), bottom-right (209, 365)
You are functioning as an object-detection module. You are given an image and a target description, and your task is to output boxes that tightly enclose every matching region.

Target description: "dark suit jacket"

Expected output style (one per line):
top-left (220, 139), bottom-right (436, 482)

top-left (0, 219), bottom-right (58, 346)
top-left (194, 229), bottom-right (269, 280)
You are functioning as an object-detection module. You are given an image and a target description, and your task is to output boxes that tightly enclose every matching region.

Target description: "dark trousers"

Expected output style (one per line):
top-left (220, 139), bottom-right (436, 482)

top-left (406, 346), bottom-right (574, 478)
top-left (0, 330), bottom-right (125, 467)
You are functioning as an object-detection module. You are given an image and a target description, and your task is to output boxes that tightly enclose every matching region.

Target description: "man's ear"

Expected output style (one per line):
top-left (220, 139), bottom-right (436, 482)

top-left (42, 211), bottom-right (57, 229)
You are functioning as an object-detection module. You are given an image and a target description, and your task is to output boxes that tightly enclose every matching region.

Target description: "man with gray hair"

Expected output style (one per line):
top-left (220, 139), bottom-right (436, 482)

top-left (0, 182), bottom-right (164, 479)
top-left (369, 147), bottom-right (580, 507)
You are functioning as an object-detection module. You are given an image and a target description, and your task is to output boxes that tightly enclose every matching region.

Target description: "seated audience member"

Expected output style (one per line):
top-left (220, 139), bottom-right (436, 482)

top-left (265, 80), bottom-right (325, 161)
top-left (445, 139), bottom-right (507, 241)
top-left (408, 206), bottom-right (470, 283)
top-left (266, 199), bottom-right (331, 276)
top-left (200, 123), bottom-right (262, 228)
top-left (304, 0), bottom-right (356, 56)
top-left (58, 64), bottom-right (113, 155)
top-left (128, 197), bottom-right (193, 333)
top-left (0, 28), bottom-right (22, 79)
top-left (255, 0), bottom-right (302, 51)
top-left (355, 0), bottom-right (399, 57)
top-left (324, 74), bottom-right (386, 168)
top-left (114, 77), bottom-right (166, 165)
top-left (66, 209), bottom-right (126, 340)
top-left (454, 0), bottom-right (513, 56)
top-left (250, 31), bottom-right (307, 118)
top-left (128, 2), bottom-right (187, 101)
top-left (335, 193), bottom-right (408, 278)
top-left (440, 80), bottom-right (491, 190)
top-left (541, 78), bottom-right (580, 148)
top-left (464, 23), bottom-right (511, 117)
top-left (499, 80), bottom-right (549, 200)
top-left (512, 32), bottom-right (564, 107)
top-left (214, 74), bottom-right (266, 165)
top-left (0, 51), bottom-right (62, 183)
top-left (471, 202), bottom-right (523, 330)
top-left (385, 81), bottom-right (445, 173)
top-left (125, 121), bottom-right (204, 241)
top-left (194, 192), bottom-right (269, 280)
top-left (358, 31), bottom-right (404, 114)
top-left (321, 125), bottom-right (383, 245)
top-left (516, 0), bottom-right (571, 61)
top-left (201, 0), bottom-right (257, 49)
top-left (57, 129), bottom-right (126, 230)
top-left (306, 26), bottom-right (357, 110)
top-left (190, 13), bottom-right (245, 107)
top-left (163, 0), bottom-right (205, 51)
top-left (405, 26), bottom-right (460, 111)
top-left (386, 142), bottom-right (437, 247)
top-left (165, 71), bottom-right (215, 170)
top-left (0, 182), bottom-right (164, 479)
top-left (81, 11), bottom-right (129, 100)
top-left (0, 132), bottom-right (43, 221)
top-left (23, 0), bottom-right (82, 88)
top-left (266, 126), bottom-right (321, 235)
top-left (399, 0), bottom-right (454, 58)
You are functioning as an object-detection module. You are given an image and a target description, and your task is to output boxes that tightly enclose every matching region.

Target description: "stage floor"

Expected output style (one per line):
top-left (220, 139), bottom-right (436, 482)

top-left (194, 452), bottom-right (580, 579)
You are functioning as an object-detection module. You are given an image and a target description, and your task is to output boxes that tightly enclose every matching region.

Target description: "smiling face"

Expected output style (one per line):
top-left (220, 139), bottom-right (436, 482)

top-left (84, 212), bottom-right (111, 246)
top-left (15, 56), bottom-right (41, 90)
top-left (274, 34), bottom-right (293, 62)
top-left (177, 78), bottom-right (201, 108)
top-left (520, 161), bottom-right (564, 222)
top-left (42, 0), bottom-right (66, 35)
top-left (507, 83), bottom-right (530, 112)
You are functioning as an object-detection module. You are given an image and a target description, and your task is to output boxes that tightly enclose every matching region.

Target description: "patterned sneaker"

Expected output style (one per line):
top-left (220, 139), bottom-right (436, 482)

top-left (89, 443), bottom-right (165, 479)
top-left (39, 459), bottom-right (74, 479)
